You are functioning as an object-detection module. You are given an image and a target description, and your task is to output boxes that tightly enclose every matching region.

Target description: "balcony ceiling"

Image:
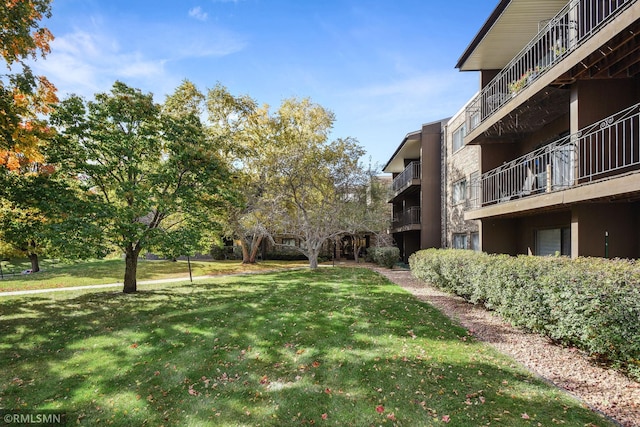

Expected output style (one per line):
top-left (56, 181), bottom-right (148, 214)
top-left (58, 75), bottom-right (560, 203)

top-left (457, 0), bottom-right (568, 71)
top-left (482, 86), bottom-right (571, 140)
top-left (382, 131), bottom-right (421, 173)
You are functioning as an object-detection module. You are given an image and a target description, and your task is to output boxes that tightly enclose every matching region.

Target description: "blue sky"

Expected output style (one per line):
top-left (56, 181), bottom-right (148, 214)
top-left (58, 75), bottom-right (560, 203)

top-left (33, 0), bottom-right (496, 168)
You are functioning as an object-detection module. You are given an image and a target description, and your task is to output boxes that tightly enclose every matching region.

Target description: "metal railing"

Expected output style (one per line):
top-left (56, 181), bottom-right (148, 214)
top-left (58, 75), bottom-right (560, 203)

top-left (392, 206), bottom-right (421, 229)
top-left (391, 161), bottom-right (421, 194)
top-left (465, 0), bottom-right (634, 133)
top-left (469, 103), bottom-right (640, 208)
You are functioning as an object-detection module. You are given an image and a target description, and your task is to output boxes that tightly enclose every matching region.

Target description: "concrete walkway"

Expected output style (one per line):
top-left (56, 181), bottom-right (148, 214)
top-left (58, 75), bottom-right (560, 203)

top-left (0, 265), bottom-right (319, 297)
top-left (0, 274), bottom-right (219, 297)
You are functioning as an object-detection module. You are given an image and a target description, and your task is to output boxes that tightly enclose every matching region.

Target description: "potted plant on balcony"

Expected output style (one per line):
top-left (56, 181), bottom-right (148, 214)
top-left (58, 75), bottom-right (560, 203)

top-left (508, 66), bottom-right (542, 95)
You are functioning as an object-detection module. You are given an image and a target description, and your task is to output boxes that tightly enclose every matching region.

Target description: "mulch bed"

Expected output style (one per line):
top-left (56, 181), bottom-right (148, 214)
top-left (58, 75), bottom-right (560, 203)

top-left (368, 265), bottom-right (640, 427)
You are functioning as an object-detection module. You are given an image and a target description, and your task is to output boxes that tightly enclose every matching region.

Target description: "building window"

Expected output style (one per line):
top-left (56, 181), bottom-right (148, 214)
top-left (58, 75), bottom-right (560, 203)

top-left (452, 233), bottom-right (468, 249)
top-left (452, 124), bottom-right (465, 152)
top-left (470, 232), bottom-right (480, 251)
top-left (452, 179), bottom-right (467, 205)
top-left (282, 238), bottom-right (296, 247)
top-left (470, 111), bottom-right (480, 129)
top-left (535, 227), bottom-right (570, 256)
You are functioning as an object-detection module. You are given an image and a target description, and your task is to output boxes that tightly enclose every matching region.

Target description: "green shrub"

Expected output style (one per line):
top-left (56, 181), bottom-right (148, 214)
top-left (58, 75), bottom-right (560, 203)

top-left (409, 248), bottom-right (640, 380)
top-left (370, 247), bottom-right (400, 268)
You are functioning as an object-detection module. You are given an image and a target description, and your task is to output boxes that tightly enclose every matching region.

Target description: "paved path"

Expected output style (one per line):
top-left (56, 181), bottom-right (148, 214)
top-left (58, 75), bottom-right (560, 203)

top-left (0, 274), bottom-right (221, 297)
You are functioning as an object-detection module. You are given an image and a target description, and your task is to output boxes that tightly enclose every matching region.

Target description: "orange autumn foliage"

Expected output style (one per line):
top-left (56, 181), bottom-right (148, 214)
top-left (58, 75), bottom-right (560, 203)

top-left (1, 0), bottom-right (57, 170)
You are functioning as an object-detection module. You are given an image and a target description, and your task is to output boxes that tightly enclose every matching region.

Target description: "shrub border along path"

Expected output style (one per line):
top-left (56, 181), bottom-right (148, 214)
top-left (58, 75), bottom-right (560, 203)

top-left (366, 264), bottom-right (640, 427)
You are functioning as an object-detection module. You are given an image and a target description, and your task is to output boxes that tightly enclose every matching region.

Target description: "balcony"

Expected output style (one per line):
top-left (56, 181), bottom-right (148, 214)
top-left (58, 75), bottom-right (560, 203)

top-left (465, 0), bottom-right (636, 135)
top-left (391, 207), bottom-right (421, 232)
top-left (389, 161), bottom-right (421, 200)
top-left (468, 103), bottom-right (640, 210)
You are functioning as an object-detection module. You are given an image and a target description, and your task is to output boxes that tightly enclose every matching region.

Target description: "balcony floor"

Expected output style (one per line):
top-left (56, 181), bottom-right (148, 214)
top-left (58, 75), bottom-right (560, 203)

top-left (465, 169), bottom-right (640, 220)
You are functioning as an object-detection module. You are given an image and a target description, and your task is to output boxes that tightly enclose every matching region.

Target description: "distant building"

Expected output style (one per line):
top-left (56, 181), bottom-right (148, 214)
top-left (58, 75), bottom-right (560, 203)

top-left (383, 119), bottom-right (449, 262)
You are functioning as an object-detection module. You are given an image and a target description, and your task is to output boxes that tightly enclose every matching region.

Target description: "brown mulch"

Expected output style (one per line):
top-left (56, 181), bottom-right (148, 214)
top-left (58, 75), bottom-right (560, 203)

top-left (366, 265), bottom-right (640, 427)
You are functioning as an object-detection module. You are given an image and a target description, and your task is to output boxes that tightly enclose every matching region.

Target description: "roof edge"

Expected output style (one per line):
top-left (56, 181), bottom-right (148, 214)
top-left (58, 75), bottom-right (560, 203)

top-left (455, 0), bottom-right (511, 70)
top-left (382, 117), bottom-right (451, 172)
top-left (382, 129), bottom-right (421, 172)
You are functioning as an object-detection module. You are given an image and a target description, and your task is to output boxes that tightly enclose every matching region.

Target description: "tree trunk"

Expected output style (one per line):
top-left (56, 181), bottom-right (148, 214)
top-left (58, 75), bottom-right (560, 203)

top-left (248, 236), bottom-right (263, 263)
top-left (123, 245), bottom-right (141, 293)
top-left (240, 240), bottom-right (253, 264)
top-left (308, 247), bottom-right (320, 269)
top-left (29, 253), bottom-right (40, 273)
top-left (309, 256), bottom-right (319, 269)
top-left (353, 240), bottom-right (361, 264)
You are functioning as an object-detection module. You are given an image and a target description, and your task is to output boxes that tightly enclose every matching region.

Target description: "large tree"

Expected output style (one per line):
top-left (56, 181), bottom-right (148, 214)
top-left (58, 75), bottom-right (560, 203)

top-left (265, 98), bottom-right (366, 268)
top-left (206, 84), bottom-right (275, 264)
top-left (50, 81), bottom-right (232, 292)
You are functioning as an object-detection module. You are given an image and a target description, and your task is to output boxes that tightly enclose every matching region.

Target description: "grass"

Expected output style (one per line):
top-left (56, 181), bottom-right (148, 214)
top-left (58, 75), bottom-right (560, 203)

top-left (0, 268), bottom-right (614, 426)
top-left (0, 258), bottom-right (308, 292)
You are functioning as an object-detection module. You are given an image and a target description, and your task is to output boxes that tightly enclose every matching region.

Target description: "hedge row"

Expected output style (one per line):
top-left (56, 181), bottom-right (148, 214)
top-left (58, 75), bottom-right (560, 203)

top-left (409, 248), bottom-right (640, 380)
top-left (368, 247), bottom-right (400, 268)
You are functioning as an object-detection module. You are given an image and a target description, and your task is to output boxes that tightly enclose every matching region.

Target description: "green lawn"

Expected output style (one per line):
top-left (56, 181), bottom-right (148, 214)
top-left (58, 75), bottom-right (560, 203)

top-left (0, 258), bottom-right (307, 292)
top-left (0, 268), bottom-right (612, 426)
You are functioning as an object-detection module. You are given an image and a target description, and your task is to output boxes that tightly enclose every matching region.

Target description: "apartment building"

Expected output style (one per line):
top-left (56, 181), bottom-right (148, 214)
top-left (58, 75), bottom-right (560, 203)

top-left (459, 0), bottom-right (640, 257)
top-left (383, 120), bottom-right (448, 262)
top-left (383, 108), bottom-right (482, 261)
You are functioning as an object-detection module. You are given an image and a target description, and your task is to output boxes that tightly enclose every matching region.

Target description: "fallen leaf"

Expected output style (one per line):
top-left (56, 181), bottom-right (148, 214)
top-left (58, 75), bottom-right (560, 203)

top-left (521, 413), bottom-right (530, 419)
top-left (130, 343), bottom-right (138, 348)
top-left (321, 413), bottom-right (328, 420)
top-left (376, 405), bottom-right (384, 413)
top-left (442, 415), bottom-right (451, 423)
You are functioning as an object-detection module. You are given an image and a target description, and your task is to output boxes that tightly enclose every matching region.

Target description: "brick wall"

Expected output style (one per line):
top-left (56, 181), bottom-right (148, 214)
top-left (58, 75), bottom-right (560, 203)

top-left (444, 108), bottom-right (481, 249)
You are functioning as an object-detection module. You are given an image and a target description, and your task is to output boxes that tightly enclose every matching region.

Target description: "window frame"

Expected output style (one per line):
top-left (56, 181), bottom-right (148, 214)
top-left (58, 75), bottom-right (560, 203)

top-left (452, 124), bottom-right (465, 153)
top-left (535, 227), bottom-right (571, 256)
top-left (281, 238), bottom-right (297, 247)
top-left (452, 233), bottom-right (468, 249)
top-left (470, 232), bottom-right (480, 251)
top-left (452, 179), bottom-right (467, 206)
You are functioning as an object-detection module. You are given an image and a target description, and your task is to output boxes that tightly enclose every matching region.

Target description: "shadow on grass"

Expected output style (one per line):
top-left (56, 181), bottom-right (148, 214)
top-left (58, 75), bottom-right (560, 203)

top-left (0, 268), bottom-right (614, 426)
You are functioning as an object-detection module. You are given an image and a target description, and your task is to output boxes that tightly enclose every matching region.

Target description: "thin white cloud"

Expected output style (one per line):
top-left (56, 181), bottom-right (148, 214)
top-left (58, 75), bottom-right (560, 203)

top-left (31, 29), bottom-right (166, 98)
top-left (188, 7), bottom-right (208, 21)
top-left (30, 13), bottom-right (247, 100)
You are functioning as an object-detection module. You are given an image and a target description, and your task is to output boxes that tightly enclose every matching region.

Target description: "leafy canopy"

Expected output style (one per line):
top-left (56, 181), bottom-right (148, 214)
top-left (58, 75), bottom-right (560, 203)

top-left (0, 0), bottom-right (57, 169)
top-left (50, 80), bottom-right (233, 291)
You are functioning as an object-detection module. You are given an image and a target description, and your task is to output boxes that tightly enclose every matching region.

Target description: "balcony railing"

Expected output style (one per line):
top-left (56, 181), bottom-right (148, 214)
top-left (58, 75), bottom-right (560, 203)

top-left (391, 161), bottom-right (421, 195)
top-left (465, 0), bottom-right (635, 134)
top-left (392, 207), bottom-right (421, 229)
top-left (469, 103), bottom-right (640, 208)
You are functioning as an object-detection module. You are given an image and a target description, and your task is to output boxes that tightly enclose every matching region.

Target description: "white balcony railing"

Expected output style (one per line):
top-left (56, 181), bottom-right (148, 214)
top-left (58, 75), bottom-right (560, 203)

top-left (469, 103), bottom-right (640, 208)
top-left (465, 0), bottom-right (635, 134)
top-left (391, 161), bottom-right (421, 195)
